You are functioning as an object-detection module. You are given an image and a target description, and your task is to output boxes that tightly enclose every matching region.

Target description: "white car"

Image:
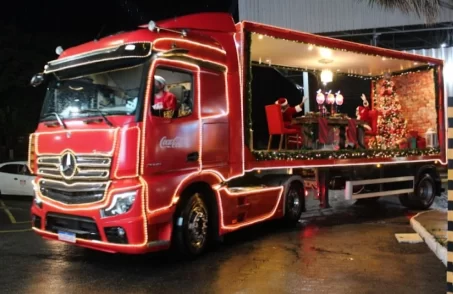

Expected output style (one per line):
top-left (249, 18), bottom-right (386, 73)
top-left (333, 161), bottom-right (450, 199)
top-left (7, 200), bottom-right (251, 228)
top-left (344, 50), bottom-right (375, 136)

top-left (0, 161), bottom-right (35, 197)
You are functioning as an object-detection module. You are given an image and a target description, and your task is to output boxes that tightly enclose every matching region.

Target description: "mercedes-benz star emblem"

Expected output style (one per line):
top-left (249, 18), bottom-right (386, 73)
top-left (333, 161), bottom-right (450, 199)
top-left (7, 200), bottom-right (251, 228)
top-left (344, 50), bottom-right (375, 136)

top-left (59, 152), bottom-right (76, 178)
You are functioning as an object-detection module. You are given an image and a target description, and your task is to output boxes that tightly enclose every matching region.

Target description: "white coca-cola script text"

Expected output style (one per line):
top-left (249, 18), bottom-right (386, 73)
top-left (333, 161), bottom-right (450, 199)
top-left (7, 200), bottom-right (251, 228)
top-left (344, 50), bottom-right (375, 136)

top-left (159, 136), bottom-right (187, 148)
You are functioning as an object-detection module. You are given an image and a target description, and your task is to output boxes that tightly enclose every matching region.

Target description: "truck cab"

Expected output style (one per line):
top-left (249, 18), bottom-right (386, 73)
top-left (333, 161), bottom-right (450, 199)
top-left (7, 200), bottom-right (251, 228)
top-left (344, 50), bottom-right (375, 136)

top-left (29, 14), bottom-right (248, 256)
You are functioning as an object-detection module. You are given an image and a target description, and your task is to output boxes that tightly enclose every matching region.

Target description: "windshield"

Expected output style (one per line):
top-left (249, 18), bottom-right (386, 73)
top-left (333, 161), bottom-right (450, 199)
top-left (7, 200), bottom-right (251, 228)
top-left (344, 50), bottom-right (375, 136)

top-left (40, 64), bottom-right (145, 122)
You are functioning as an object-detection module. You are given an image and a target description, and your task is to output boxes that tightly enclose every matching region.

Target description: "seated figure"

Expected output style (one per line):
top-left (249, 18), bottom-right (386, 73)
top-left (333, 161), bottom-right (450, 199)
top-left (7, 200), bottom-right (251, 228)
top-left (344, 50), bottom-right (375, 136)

top-left (274, 96), bottom-right (308, 130)
top-left (356, 94), bottom-right (372, 131)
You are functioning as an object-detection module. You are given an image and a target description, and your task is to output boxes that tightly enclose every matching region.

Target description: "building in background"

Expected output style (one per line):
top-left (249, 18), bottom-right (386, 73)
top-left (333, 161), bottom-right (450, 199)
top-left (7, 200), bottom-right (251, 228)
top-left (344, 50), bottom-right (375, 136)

top-left (238, 0), bottom-right (453, 96)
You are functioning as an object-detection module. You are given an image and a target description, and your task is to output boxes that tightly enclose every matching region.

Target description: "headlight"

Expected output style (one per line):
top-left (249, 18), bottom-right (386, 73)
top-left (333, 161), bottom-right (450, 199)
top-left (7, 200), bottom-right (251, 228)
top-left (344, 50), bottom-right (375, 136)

top-left (101, 191), bottom-right (137, 218)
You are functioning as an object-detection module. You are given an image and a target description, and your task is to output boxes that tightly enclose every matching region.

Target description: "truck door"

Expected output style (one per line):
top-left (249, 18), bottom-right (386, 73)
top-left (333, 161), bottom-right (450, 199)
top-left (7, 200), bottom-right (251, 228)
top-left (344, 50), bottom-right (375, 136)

top-left (144, 61), bottom-right (200, 175)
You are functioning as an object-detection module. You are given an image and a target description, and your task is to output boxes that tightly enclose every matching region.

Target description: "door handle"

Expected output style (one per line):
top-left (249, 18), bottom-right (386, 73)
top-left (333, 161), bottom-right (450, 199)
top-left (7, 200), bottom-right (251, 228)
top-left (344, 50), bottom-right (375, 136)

top-left (187, 152), bottom-right (199, 162)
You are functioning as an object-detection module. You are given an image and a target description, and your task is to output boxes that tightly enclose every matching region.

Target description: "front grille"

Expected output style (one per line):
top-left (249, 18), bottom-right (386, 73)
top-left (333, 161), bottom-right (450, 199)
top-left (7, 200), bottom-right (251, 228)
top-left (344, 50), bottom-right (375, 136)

top-left (45, 213), bottom-right (101, 241)
top-left (37, 155), bottom-right (111, 180)
top-left (39, 180), bottom-right (108, 204)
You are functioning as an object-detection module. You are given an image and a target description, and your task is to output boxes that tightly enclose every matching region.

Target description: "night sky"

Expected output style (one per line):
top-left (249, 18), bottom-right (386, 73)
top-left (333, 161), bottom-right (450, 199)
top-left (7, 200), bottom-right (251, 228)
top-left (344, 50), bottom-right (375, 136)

top-left (0, 0), bottom-right (235, 158)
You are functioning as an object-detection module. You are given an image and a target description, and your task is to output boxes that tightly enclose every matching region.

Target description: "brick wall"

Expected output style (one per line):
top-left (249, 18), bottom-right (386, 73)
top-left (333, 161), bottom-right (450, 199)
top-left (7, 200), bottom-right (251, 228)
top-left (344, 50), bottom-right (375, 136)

top-left (373, 69), bottom-right (437, 137)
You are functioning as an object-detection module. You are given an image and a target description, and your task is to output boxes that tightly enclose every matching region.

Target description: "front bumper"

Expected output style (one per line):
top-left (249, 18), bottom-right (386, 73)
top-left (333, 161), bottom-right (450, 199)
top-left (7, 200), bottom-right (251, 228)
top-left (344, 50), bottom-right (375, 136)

top-left (30, 180), bottom-right (169, 254)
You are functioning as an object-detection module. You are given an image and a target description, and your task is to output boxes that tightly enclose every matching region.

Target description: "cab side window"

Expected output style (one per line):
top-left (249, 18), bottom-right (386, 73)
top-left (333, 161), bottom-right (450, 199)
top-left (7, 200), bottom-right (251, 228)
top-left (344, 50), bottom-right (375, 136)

top-left (151, 66), bottom-right (194, 118)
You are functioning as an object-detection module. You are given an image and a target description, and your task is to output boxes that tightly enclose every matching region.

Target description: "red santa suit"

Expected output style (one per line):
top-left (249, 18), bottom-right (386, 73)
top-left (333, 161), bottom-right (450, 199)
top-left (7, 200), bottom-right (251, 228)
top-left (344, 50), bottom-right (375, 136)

top-left (275, 97), bottom-right (303, 131)
top-left (356, 105), bottom-right (372, 131)
top-left (154, 91), bottom-right (177, 111)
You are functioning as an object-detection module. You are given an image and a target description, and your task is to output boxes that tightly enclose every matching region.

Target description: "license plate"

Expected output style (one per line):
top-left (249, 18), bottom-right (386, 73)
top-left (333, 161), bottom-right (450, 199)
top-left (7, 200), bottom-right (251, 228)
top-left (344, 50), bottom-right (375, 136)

top-left (58, 231), bottom-right (76, 243)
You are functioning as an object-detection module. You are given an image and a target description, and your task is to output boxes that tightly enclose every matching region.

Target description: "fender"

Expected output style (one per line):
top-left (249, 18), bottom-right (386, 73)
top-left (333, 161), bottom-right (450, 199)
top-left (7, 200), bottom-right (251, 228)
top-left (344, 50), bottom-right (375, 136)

top-left (174, 171), bottom-right (225, 198)
top-left (259, 174), bottom-right (305, 216)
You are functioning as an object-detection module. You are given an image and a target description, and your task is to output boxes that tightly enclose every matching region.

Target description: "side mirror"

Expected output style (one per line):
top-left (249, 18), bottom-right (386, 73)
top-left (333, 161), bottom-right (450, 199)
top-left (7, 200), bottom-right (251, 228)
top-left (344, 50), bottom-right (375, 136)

top-left (30, 73), bottom-right (45, 87)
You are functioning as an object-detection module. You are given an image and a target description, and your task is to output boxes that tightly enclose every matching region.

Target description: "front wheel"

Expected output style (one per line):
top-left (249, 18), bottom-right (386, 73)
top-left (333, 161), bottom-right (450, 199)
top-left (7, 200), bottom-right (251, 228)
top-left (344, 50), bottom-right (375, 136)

top-left (283, 181), bottom-right (304, 225)
top-left (173, 192), bottom-right (210, 259)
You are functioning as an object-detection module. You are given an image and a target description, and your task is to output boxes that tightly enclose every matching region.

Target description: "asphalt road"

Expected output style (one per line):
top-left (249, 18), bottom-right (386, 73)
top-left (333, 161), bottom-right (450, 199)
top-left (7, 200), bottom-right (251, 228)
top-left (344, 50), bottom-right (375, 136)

top-left (0, 194), bottom-right (446, 294)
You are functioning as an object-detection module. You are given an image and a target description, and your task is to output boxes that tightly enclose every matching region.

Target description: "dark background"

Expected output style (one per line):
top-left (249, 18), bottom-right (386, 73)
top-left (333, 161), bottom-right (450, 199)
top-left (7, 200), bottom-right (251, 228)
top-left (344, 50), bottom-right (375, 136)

top-left (0, 0), bottom-right (238, 160)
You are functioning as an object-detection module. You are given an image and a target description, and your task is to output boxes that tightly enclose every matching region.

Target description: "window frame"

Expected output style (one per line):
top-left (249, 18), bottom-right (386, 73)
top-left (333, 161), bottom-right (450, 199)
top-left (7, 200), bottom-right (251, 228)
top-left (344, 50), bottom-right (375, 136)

top-left (150, 65), bottom-right (195, 119)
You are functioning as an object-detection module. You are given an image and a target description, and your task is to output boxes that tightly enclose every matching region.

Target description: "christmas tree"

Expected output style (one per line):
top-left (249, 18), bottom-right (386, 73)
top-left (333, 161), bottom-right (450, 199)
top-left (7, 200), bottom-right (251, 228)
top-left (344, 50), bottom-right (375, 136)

top-left (369, 76), bottom-right (407, 149)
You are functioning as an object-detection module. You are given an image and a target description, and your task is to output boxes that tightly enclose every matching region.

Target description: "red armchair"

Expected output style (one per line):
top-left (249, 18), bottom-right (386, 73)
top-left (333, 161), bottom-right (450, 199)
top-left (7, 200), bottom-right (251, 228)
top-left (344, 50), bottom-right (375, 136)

top-left (364, 109), bottom-right (379, 146)
top-left (265, 104), bottom-right (302, 150)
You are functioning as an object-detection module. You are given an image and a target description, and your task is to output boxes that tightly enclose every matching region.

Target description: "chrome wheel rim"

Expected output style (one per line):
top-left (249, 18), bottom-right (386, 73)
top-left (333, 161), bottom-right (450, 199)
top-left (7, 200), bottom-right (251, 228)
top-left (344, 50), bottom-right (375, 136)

top-left (287, 188), bottom-right (301, 219)
top-left (418, 179), bottom-right (434, 206)
top-left (187, 200), bottom-right (208, 249)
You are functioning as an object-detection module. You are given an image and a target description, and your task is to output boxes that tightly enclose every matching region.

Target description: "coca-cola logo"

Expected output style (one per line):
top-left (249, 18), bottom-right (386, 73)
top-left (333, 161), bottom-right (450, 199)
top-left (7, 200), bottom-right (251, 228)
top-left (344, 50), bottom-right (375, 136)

top-left (159, 136), bottom-right (187, 148)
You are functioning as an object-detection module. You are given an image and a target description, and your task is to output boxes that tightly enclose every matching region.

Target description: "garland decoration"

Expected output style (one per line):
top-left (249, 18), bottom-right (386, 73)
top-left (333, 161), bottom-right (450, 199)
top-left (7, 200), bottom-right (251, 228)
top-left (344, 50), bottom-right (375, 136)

top-left (252, 61), bottom-right (435, 81)
top-left (244, 31), bottom-right (253, 147)
top-left (252, 147), bottom-right (440, 161)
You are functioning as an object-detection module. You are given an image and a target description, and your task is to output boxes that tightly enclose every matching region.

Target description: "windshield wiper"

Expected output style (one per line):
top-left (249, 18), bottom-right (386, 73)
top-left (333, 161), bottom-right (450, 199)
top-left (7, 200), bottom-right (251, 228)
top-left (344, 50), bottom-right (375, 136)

top-left (42, 112), bottom-right (67, 129)
top-left (79, 109), bottom-right (114, 127)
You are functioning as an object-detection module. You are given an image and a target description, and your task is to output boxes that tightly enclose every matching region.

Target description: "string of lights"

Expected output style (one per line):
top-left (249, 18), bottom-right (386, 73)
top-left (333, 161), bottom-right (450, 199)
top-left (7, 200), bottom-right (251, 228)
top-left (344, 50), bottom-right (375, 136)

top-left (253, 147), bottom-right (440, 161)
top-left (251, 59), bottom-right (435, 81)
top-left (249, 31), bottom-right (439, 64)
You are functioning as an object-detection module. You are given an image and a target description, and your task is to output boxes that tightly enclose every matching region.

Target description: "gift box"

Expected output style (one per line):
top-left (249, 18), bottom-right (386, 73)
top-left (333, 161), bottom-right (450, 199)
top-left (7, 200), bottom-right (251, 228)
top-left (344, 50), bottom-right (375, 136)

top-left (399, 142), bottom-right (408, 149)
top-left (407, 130), bottom-right (419, 149)
top-left (408, 137), bottom-right (417, 149)
top-left (417, 137), bottom-right (426, 149)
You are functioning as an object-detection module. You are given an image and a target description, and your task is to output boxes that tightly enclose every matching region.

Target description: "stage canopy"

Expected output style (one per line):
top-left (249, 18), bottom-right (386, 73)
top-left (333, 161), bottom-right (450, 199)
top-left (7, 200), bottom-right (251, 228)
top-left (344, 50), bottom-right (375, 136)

top-left (244, 21), bottom-right (443, 78)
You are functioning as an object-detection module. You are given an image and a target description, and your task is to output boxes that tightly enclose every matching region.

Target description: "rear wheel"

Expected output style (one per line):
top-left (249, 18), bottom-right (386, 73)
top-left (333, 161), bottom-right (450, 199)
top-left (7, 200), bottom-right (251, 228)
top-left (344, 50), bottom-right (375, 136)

top-left (173, 192), bottom-right (210, 259)
top-left (283, 181), bottom-right (304, 225)
top-left (399, 173), bottom-right (436, 210)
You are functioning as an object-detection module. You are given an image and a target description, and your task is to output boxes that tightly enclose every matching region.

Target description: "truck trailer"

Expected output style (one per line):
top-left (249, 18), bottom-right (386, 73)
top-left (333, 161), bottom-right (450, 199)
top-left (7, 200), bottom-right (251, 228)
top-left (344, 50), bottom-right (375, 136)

top-left (28, 13), bottom-right (446, 257)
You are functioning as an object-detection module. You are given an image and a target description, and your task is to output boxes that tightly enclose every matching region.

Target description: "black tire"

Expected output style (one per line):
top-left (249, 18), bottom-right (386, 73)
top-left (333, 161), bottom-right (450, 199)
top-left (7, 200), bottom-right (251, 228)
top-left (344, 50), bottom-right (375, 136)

top-left (173, 192), bottom-right (210, 259)
top-left (283, 181), bottom-right (304, 225)
top-left (399, 173), bottom-right (436, 210)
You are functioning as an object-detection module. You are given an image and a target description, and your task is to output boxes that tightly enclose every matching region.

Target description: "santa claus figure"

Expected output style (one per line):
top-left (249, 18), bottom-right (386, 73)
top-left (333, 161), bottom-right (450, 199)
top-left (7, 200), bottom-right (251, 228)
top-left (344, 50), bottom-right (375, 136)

top-left (275, 96), bottom-right (308, 130)
top-left (347, 94), bottom-right (372, 149)
top-left (356, 94), bottom-right (371, 131)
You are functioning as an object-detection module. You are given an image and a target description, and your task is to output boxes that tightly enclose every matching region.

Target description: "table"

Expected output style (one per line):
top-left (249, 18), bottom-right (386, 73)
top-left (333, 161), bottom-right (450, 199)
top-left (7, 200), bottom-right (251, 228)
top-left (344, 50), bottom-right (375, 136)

top-left (292, 116), bottom-right (367, 149)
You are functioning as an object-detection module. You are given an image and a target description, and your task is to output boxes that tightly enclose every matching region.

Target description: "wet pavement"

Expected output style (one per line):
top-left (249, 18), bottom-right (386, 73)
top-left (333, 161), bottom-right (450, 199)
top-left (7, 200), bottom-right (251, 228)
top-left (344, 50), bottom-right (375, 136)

top-left (0, 194), bottom-right (447, 294)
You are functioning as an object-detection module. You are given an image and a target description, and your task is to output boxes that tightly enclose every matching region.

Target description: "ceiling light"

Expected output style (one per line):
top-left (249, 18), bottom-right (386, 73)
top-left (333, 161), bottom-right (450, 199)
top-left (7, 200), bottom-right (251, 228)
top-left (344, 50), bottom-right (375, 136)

top-left (308, 45), bottom-right (313, 50)
top-left (320, 69), bottom-right (333, 85)
top-left (319, 48), bottom-right (332, 58)
top-left (258, 35), bottom-right (264, 40)
top-left (441, 43), bottom-right (447, 48)
top-left (382, 57), bottom-right (386, 61)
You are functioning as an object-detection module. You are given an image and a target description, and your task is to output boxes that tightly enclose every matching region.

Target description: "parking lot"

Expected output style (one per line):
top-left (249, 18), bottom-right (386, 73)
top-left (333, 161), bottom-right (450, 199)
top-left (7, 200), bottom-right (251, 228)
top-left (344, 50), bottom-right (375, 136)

top-left (0, 190), bottom-right (447, 294)
top-left (0, 196), bottom-right (32, 234)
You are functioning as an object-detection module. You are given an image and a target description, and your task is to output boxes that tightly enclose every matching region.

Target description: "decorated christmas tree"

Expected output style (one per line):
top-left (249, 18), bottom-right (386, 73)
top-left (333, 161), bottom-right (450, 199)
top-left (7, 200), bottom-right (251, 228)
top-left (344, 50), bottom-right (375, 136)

top-left (370, 76), bottom-right (408, 149)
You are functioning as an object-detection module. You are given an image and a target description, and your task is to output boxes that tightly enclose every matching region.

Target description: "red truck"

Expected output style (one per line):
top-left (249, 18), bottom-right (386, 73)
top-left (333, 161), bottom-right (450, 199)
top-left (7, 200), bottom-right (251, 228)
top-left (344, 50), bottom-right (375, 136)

top-left (28, 13), bottom-right (446, 257)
